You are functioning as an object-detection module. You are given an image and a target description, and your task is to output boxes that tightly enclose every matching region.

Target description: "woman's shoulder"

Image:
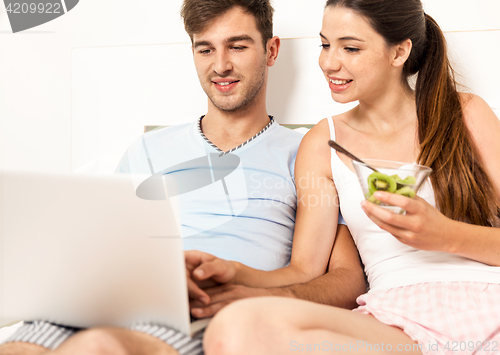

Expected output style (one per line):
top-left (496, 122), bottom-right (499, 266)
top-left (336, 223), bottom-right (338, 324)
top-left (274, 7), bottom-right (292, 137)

top-left (305, 113), bottom-right (350, 140)
top-left (299, 119), bottom-right (330, 155)
top-left (460, 93), bottom-right (498, 127)
top-left (308, 117), bottom-right (330, 135)
top-left (459, 93), bottom-right (500, 145)
top-left (297, 114), bottom-right (350, 164)
top-left (294, 121), bottom-right (332, 179)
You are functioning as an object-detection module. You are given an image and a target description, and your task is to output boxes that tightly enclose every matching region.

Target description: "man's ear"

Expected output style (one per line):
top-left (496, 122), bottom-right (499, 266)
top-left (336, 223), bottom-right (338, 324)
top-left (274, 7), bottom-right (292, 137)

top-left (266, 36), bottom-right (280, 67)
top-left (392, 39), bottom-right (412, 68)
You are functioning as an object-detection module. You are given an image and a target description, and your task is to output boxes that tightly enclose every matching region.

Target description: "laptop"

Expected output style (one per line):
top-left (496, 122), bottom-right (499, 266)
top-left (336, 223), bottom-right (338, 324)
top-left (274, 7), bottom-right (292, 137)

top-left (0, 169), bottom-right (209, 336)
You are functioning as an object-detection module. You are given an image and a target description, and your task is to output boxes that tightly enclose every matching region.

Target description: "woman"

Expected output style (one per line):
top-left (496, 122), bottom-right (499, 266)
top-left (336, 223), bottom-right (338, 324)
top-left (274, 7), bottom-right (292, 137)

top-left (203, 0), bottom-right (500, 354)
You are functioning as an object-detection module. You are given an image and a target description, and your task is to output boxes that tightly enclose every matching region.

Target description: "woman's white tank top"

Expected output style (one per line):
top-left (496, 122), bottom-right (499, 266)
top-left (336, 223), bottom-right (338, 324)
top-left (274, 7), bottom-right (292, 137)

top-left (327, 117), bottom-right (500, 290)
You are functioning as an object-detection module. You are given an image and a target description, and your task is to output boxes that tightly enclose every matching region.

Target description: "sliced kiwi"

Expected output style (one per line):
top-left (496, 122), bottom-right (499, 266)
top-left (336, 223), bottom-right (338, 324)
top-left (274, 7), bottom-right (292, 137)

top-left (394, 186), bottom-right (416, 198)
top-left (400, 176), bottom-right (416, 185)
top-left (367, 194), bottom-right (381, 205)
top-left (391, 174), bottom-right (416, 189)
top-left (367, 172), bottom-right (397, 194)
top-left (391, 174), bottom-right (402, 183)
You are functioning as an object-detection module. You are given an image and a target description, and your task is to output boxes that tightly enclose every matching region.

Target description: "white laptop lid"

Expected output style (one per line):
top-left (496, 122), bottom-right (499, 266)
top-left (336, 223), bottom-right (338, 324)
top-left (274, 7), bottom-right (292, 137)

top-left (0, 170), bottom-right (191, 335)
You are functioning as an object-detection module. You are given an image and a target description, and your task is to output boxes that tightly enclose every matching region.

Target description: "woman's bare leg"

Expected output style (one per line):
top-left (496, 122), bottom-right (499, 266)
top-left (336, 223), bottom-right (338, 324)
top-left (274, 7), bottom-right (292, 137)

top-left (205, 297), bottom-right (423, 355)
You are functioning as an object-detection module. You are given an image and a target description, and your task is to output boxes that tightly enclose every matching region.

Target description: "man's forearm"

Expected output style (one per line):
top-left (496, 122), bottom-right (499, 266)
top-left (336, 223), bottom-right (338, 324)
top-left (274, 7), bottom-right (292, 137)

top-left (267, 266), bottom-right (366, 309)
top-left (188, 266), bottom-right (366, 318)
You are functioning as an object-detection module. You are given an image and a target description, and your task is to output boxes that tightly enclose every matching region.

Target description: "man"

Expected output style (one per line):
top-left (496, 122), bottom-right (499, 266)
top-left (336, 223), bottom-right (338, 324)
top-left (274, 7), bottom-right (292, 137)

top-left (0, 1), bottom-right (364, 354)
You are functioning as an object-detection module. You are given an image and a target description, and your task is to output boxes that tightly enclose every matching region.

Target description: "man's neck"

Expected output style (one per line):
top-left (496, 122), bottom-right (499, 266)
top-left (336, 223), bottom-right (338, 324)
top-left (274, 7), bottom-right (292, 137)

top-left (200, 108), bottom-right (272, 152)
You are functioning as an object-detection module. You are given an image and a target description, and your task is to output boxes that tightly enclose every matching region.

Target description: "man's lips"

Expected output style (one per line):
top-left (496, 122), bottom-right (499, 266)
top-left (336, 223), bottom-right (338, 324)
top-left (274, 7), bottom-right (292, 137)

top-left (212, 79), bottom-right (240, 85)
top-left (212, 79), bottom-right (240, 92)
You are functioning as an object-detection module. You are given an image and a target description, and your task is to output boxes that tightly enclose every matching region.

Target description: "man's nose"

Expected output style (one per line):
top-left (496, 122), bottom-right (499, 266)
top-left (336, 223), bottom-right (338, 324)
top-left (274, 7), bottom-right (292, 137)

top-left (213, 51), bottom-right (233, 76)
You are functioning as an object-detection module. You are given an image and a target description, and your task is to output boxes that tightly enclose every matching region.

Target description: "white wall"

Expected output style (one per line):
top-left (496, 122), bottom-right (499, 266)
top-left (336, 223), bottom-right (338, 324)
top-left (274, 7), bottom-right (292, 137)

top-left (0, 0), bottom-right (499, 172)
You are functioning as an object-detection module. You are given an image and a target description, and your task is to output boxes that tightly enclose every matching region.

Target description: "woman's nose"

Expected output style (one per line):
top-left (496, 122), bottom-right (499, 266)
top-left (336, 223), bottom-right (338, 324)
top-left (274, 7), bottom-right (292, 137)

top-left (319, 49), bottom-right (341, 73)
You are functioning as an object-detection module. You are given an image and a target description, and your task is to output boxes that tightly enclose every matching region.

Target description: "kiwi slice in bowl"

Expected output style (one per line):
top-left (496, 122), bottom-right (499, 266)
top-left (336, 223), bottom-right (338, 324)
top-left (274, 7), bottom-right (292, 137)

top-left (391, 174), bottom-right (402, 183)
top-left (394, 186), bottom-right (416, 198)
top-left (391, 175), bottom-right (416, 190)
top-left (367, 172), bottom-right (397, 194)
top-left (353, 159), bottom-right (432, 213)
top-left (366, 193), bottom-right (382, 205)
top-left (399, 175), bottom-right (416, 185)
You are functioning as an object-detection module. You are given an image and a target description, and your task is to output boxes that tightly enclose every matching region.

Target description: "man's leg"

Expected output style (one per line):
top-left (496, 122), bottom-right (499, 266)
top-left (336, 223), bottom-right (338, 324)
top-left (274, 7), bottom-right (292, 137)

top-left (1, 322), bottom-right (203, 355)
top-left (0, 342), bottom-right (47, 355)
top-left (50, 327), bottom-right (179, 355)
top-left (0, 329), bottom-right (179, 355)
top-left (0, 321), bottom-right (76, 355)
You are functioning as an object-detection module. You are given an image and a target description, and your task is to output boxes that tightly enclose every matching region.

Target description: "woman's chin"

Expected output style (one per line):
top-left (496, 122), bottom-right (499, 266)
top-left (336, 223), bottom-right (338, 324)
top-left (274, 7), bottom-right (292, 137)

top-left (330, 93), bottom-right (357, 105)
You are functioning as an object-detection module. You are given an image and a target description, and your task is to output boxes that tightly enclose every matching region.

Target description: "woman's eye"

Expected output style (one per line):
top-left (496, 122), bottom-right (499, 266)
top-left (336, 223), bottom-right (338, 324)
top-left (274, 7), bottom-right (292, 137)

top-left (320, 44), bottom-right (330, 49)
top-left (345, 47), bottom-right (360, 53)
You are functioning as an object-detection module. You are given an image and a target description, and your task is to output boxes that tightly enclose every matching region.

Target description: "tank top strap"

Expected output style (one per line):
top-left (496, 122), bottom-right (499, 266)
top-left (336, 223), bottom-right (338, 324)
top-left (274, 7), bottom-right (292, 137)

top-left (327, 116), bottom-right (354, 181)
top-left (327, 116), bottom-right (336, 141)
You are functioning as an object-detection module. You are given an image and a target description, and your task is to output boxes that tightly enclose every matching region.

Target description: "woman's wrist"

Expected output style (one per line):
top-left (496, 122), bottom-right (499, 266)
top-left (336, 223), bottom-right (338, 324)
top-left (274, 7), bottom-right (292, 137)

top-left (443, 219), bottom-right (469, 255)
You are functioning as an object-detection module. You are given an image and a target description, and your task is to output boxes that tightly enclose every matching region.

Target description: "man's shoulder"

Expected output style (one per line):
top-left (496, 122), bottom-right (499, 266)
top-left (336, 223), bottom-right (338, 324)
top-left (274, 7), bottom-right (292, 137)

top-left (262, 123), bottom-right (306, 155)
top-left (143, 122), bottom-right (194, 141)
top-left (115, 121), bottom-right (198, 174)
top-left (273, 123), bottom-right (306, 142)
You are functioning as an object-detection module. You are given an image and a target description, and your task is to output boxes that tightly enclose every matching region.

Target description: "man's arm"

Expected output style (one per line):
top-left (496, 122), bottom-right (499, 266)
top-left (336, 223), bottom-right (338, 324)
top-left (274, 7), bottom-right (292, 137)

top-left (190, 224), bottom-right (366, 318)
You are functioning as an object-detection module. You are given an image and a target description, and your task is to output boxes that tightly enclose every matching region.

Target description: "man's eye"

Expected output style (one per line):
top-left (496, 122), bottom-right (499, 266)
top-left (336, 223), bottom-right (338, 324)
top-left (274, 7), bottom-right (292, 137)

top-left (232, 46), bottom-right (245, 51)
top-left (199, 49), bottom-right (212, 55)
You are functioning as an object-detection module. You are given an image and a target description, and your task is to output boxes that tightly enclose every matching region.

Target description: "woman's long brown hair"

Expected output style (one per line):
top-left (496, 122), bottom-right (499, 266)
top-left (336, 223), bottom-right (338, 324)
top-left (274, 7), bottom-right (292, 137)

top-left (326, 0), bottom-right (500, 226)
top-left (415, 15), bottom-right (500, 226)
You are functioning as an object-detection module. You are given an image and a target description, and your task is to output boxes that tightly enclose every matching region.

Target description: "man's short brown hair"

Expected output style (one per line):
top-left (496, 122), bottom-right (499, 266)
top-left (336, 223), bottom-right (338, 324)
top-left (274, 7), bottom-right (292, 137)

top-left (181, 0), bottom-right (274, 48)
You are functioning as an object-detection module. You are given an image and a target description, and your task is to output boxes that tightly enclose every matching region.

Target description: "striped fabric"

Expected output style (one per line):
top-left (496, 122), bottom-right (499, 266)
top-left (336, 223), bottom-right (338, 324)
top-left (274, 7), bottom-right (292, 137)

top-left (131, 323), bottom-right (203, 355)
top-left (197, 115), bottom-right (275, 156)
top-left (3, 321), bottom-right (80, 350)
top-left (355, 282), bottom-right (500, 355)
top-left (3, 321), bottom-right (204, 355)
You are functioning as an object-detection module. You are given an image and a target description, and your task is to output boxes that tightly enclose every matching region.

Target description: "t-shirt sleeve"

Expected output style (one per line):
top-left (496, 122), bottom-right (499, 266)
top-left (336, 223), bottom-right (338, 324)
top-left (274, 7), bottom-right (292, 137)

top-left (338, 212), bottom-right (346, 225)
top-left (115, 136), bottom-right (154, 175)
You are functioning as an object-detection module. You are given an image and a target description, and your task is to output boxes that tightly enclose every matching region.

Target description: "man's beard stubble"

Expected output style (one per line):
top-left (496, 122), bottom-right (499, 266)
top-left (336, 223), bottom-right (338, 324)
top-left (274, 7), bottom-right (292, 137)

top-left (203, 61), bottom-right (267, 113)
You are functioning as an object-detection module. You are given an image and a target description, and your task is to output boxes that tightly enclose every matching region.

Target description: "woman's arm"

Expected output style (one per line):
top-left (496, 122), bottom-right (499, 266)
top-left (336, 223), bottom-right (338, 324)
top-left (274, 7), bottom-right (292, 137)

top-left (462, 94), bottom-right (500, 201)
top-left (444, 94), bottom-right (500, 264)
top-left (362, 94), bottom-right (500, 266)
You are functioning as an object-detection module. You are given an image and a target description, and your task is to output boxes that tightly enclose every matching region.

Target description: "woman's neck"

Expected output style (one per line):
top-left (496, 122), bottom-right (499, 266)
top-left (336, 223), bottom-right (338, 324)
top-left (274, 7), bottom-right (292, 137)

top-left (354, 83), bottom-right (417, 134)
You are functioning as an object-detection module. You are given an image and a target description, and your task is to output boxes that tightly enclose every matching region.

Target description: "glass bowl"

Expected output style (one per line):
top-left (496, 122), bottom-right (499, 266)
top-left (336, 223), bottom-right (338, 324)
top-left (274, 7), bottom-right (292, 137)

top-left (352, 159), bottom-right (432, 213)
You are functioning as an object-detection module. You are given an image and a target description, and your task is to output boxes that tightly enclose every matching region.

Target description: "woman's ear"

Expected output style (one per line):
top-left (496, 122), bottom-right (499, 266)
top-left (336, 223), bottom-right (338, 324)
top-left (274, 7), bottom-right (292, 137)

top-left (392, 39), bottom-right (412, 68)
